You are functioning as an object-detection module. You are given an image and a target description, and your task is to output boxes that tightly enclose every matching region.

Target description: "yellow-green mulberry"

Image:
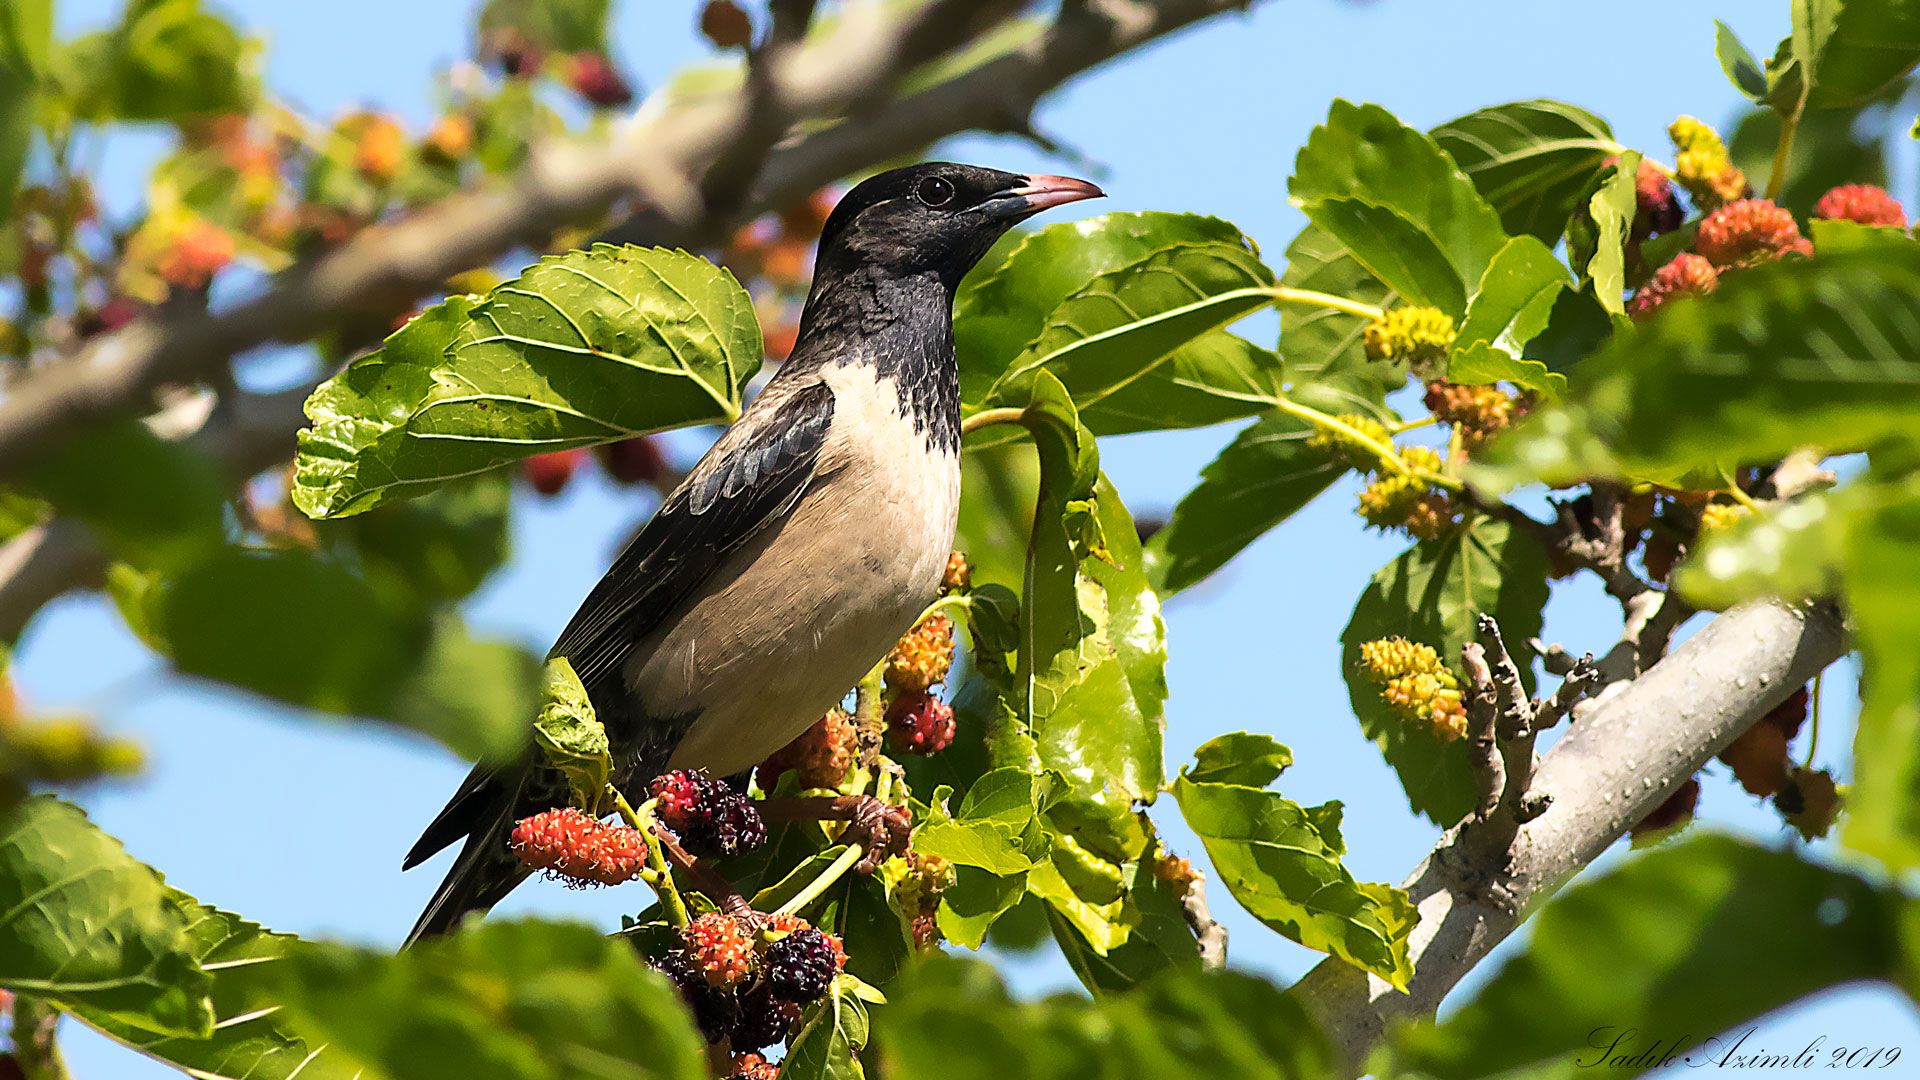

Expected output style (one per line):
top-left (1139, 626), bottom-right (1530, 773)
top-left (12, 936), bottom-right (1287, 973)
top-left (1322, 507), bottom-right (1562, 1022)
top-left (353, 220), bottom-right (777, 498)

top-left (1358, 636), bottom-right (1469, 742)
top-left (1306, 412), bottom-right (1393, 472)
top-left (1355, 446), bottom-right (1456, 540)
top-left (1363, 306), bottom-right (1455, 374)
top-left (1668, 116), bottom-right (1749, 208)
top-left (1697, 502), bottom-right (1752, 536)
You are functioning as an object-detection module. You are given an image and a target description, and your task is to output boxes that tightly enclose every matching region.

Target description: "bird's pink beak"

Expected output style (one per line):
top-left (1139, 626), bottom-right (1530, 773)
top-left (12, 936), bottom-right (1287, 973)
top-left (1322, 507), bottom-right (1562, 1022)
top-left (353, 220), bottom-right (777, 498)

top-left (1009, 174), bottom-right (1105, 212)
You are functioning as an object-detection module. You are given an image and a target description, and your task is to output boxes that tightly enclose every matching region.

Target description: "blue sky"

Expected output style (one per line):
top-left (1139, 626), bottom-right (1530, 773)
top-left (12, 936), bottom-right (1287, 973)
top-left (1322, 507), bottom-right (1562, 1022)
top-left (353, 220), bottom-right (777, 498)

top-left (22, 0), bottom-right (1919, 1074)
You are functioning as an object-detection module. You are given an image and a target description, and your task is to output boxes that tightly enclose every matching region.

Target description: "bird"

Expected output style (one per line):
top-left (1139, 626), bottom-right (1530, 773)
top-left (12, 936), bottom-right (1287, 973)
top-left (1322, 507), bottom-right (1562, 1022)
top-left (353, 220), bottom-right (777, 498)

top-left (402, 162), bottom-right (1103, 944)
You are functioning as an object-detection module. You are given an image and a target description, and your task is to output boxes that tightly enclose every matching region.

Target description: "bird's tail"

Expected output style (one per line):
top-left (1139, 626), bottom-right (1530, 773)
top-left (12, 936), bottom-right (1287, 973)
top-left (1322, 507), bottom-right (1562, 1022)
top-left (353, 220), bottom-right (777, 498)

top-left (402, 763), bottom-right (533, 947)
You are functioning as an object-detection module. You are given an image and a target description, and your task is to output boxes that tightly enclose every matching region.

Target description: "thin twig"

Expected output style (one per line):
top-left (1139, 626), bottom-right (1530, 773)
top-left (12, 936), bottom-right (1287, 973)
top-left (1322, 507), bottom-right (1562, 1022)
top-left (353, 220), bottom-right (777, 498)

top-left (1460, 641), bottom-right (1503, 820)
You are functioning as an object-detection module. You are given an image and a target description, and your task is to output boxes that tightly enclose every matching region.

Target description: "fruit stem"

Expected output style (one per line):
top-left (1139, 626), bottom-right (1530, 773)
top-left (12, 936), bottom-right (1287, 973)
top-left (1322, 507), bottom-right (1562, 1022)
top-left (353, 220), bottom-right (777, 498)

top-left (1718, 465), bottom-right (1763, 512)
top-left (853, 658), bottom-right (887, 762)
top-left (960, 407), bottom-right (1026, 436)
top-left (1268, 393), bottom-right (1465, 493)
top-left (772, 840), bottom-right (866, 918)
top-left (1766, 111), bottom-right (1798, 200)
top-left (613, 788), bottom-right (690, 928)
top-left (1261, 286), bottom-right (1385, 322)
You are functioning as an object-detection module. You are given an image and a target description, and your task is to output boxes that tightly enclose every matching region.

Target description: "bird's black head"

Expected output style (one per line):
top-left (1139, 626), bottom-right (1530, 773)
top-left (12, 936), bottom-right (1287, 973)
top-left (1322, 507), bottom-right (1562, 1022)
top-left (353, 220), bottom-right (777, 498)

top-left (812, 162), bottom-right (1104, 292)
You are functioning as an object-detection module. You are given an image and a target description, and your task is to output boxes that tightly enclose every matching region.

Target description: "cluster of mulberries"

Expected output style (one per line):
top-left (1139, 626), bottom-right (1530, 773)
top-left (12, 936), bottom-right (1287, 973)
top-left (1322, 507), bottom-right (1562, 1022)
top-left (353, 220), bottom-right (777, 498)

top-left (1152, 849), bottom-right (1200, 898)
top-left (1696, 502), bottom-right (1751, 536)
top-left (649, 769), bottom-right (767, 858)
top-left (728, 1053), bottom-right (780, 1080)
top-left (1695, 199), bottom-right (1812, 266)
top-left (1628, 253), bottom-right (1718, 321)
top-left (523, 435), bottom-right (667, 497)
top-left (1777, 765), bottom-right (1842, 842)
top-left (508, 807), bottom-right (647, 886)
top-left (1306, 412), bottom-right (1393, 472)
top-left (1356, 445), bottom-right (1458, 541)
top-left (1634, 685), bottom-right (1841, 845)
top-left (886, 614), bottom-right (955, 694)
top-left (652, 912), bottom-right (846, 1052)
top-left (1422, 381), bottom-right (1531, 451)
top-left (885, 849), bottom-right (955, 948)
top-left (1357, 637), bottom-right (1468, 742)
top-left (1667, 116), bottom-right (1748, 208)
top-left (1362, 306), bottom-right (1456, 375)
top-left (759, 709), bottom-right (858, 791)
top-left (886, 693), bottom-right (955, 755)
top-left (1812, 184), bottom-right (1907, 227)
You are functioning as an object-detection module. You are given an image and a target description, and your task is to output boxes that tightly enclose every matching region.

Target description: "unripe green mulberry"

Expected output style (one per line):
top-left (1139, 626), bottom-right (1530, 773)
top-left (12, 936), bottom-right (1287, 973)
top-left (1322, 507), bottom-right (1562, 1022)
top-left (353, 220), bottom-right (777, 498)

top-left (1357, 636), bottom-right (1468, 741)
top-left (1362, 306), bottom-right (1455, 374)
top-left (1697, 502), bottom-right (1751, 536)
top-left (1668, 116), bottom-right (1748, 208)
top-left (1306, 413), bottom-right (1393, 471)
top-left (1355, 446), bottom-right (1455, 540)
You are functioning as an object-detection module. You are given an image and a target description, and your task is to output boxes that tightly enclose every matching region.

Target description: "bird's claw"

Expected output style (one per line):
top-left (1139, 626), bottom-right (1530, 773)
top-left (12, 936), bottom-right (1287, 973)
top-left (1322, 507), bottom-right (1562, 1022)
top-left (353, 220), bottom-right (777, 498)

top-left (844, 796), bottom-right (911, 874)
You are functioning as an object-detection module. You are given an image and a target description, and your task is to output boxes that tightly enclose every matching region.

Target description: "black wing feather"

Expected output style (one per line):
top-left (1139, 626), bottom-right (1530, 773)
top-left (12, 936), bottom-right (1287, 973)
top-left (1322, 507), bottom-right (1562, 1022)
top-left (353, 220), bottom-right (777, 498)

top-left (550, 379), bottom-right (836, 690)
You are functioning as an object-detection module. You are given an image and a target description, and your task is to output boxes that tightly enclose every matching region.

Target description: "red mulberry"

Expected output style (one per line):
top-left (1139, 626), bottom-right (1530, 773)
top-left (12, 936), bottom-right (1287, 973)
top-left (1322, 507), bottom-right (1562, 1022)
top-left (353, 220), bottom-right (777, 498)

top-left (1812, 184), bottom-right (1905, 227)
top-left (886, 693), bottom-right (955, 755)
top-left (1694, 199), bottom-right (1810, 267)
top-left (685, 913), bottom-right (755, 989)
top-left (886, 614), bottom-right (954, 694)
top-left (1628, 253), bottom-right (1717, 321)
top-left (759, 709), bottom-right (857, 791)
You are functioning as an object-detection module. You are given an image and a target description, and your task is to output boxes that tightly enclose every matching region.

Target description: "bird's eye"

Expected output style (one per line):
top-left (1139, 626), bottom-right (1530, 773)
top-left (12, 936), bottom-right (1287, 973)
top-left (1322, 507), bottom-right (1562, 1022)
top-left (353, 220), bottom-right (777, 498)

top-left (915, 176), bottom-right (956, 207)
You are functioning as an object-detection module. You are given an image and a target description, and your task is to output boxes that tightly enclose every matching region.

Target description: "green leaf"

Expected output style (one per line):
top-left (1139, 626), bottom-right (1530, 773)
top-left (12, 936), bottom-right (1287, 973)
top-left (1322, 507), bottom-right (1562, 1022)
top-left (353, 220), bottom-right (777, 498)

top-left (0, 797), bottom-right (213, 1039)
top-left (1729, 87), bottom-right (1900, 218)
top-left (23, 421), bottom-right (227, 572)
top-left (1145, 412), bottom-right (1342, 596)
top-left (1291, 99), bottom-right (1511, 317)
top-left (1810, 216), bottom-right (1920, 255)
top-left (782, 975), bottom-right (870, 1080)
top-left (1794, 0), bottom-right (1920, 111)
top-left (953, 443), bottom-right (1039, 593)
top-left (66, 895), bottom-right (359, 1080)
top-left (956, 213), bottom-right (1251, 406)
top-left (1393, 835), bottom-right (1900, 1079)
top-left (1676, 485), bottom-right (1856, 610)
top-left (1562, 152), bottom-right (1638, 314)
top-left (155, 547), bottom-right (530, 760)
top-left (326, 469), bottom-right (512, 608)
top-left (972, 233), bottom-right (1279, 424)
top-left (938, 866), bottom-right (1031, 951)
top-left (1172, 774), bottom-right (1413, 989)
top-left (1447, 234), bottom-right (1572, 392)
top-left (295, 246), bottom-right (760, 519)
top-left (1275, 224), bottom-right (1400, 392)
top-left (1840, 476), bottom-right (1920, 868)
top-left (1047, 855), bottom-right (1202, 995)
top-left (1717, 21), bottom-right (1773, 101)
top-left (1339, 518), bottom-right (1552, 825)
top-left (269, 920), bottom-right (707, 1080)
top-left (62, 0), bottom-right (255, 123)
top-left (1187, 731), bottom-right (1293, 788)
top-left (0, 0), bottom-right (48, 225)
top-left (1431, 100), bottom-right (1620, 244)
top-left (1071, 332), bottom-right (1286, 438)
top-left (876, 955), bottom-right (1335, 1080)
top-left (532, 657), bottom-right (609, 809)
top-left (1516, 285), bottom-right (1620, 382)
top-left (1473, 247), bottom-right (1920, 492)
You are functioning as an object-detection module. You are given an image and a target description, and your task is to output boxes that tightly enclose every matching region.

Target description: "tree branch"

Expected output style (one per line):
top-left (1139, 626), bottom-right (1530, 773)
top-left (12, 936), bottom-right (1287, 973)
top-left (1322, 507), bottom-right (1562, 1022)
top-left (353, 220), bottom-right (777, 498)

top-left (1289, 598), bottom-right (1848, 1078)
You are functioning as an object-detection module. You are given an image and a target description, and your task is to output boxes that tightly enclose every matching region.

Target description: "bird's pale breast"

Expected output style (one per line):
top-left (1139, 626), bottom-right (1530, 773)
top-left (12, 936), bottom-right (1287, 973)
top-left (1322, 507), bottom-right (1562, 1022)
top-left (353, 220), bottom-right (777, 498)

top-left (631, 361), bottom-right (961, 777)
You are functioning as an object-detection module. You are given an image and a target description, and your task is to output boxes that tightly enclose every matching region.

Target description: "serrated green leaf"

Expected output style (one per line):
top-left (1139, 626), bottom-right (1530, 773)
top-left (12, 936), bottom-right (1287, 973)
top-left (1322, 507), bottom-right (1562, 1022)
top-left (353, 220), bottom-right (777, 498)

top-left (1187, 732), bottom-right (1293, 788)
top-left (1393, 836), bottom-right (1899, 1079)
top-left (937, 866), bottom-right (1028, 951)
top-left (1431, 100), bottom-right (1620, 244)
top-left (268, 920), bottom-right (706, 1080)
top-left (1473, 247), bottom-right (1920, 492)
top-left (1047, 854), bottom-right (1201, 996)
top-left (956, 213), bottom-right (1251, 405)
top-left (0, 797), bottom-right (213, 1039)
top-left (294, 246), bottom-right (760, 519)
top-left (65, 894), bottom-right (359, 1080)
top-left (1292, 100), bottom-right (1511, 317)
top-left (1448, 234), bottom-right (1572, 391)
top-left (1172, 775), bottom-right (1413, 988)
top-left (1339, 518), bottom-right (1551, 826)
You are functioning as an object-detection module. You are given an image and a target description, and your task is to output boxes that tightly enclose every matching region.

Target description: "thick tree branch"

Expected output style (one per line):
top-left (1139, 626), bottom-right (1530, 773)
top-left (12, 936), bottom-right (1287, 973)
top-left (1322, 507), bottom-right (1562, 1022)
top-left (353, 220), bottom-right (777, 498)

top-left (1290, 598), bottom-right (1848, 1077)
top-left (0, 0), bottom-right (1259, 640)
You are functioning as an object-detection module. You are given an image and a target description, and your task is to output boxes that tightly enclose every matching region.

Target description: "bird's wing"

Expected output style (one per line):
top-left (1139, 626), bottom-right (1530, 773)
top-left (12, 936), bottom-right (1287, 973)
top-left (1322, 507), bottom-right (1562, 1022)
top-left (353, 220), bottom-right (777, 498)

top-left (550, 378), bottom-right (838, 690)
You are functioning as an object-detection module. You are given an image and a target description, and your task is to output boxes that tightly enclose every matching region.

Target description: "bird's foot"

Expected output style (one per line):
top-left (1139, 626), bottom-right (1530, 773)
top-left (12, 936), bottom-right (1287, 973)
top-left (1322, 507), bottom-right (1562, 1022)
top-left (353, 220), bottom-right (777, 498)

top-left (759, 794), bottom-right (910, 874)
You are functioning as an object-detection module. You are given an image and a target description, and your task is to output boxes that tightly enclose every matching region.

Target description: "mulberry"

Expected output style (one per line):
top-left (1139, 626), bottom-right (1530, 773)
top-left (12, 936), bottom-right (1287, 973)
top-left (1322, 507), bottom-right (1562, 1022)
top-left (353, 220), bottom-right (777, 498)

top-left (1423, 381), bottom-right (1530, 451)
top-left (1695, 199), bottom-right (1811, 267)
top-left (1631, 777), bottom-right (1700, 846)
top-left (1668, 116), bottom-right (1749, 208)
top-left (1362, 306), bottom-right (1455, 374)
top-left (729, 984), bottom-right (798, 1051)
top-left (764, 926), bottom-right (844, 1004)
top-left (508, 808), bottom-right (645, 886)
top-left (1628, 253), bottom-right (1718, 321)
top-left (886, 692), bottom-right (956, 755)
top-left (652, 948), bottom-right (740, 1042)
top-left (759, 709), bottom-right (858, 791)
top-left (1357, 637), bottom-right (1467, 742)
top-left (1633, 158), bottom-right (1684, 237)
top-left (941, 551), bottom-right (972, 594)
top-left (1305, 412), bottom-right (1394, 471)
top-left (685, 913), bottom-right (755, 989)
top-left (1812, 184), bottom-right (1905, 227)
top-left (886, 614), bottom-right (955, 694)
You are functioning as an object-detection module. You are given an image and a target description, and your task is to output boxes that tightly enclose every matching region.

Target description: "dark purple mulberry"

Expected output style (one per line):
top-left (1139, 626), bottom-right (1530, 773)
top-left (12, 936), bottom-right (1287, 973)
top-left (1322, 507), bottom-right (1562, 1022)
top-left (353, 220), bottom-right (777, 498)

top-left (764, 927), bottom-right (843, 1003)
top-left (682, 790), bottom-right (767, 858)
top-left (730, 982), bottom-right (800, 1050)
top-left (651, 948), bottom-right (740, 1043)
